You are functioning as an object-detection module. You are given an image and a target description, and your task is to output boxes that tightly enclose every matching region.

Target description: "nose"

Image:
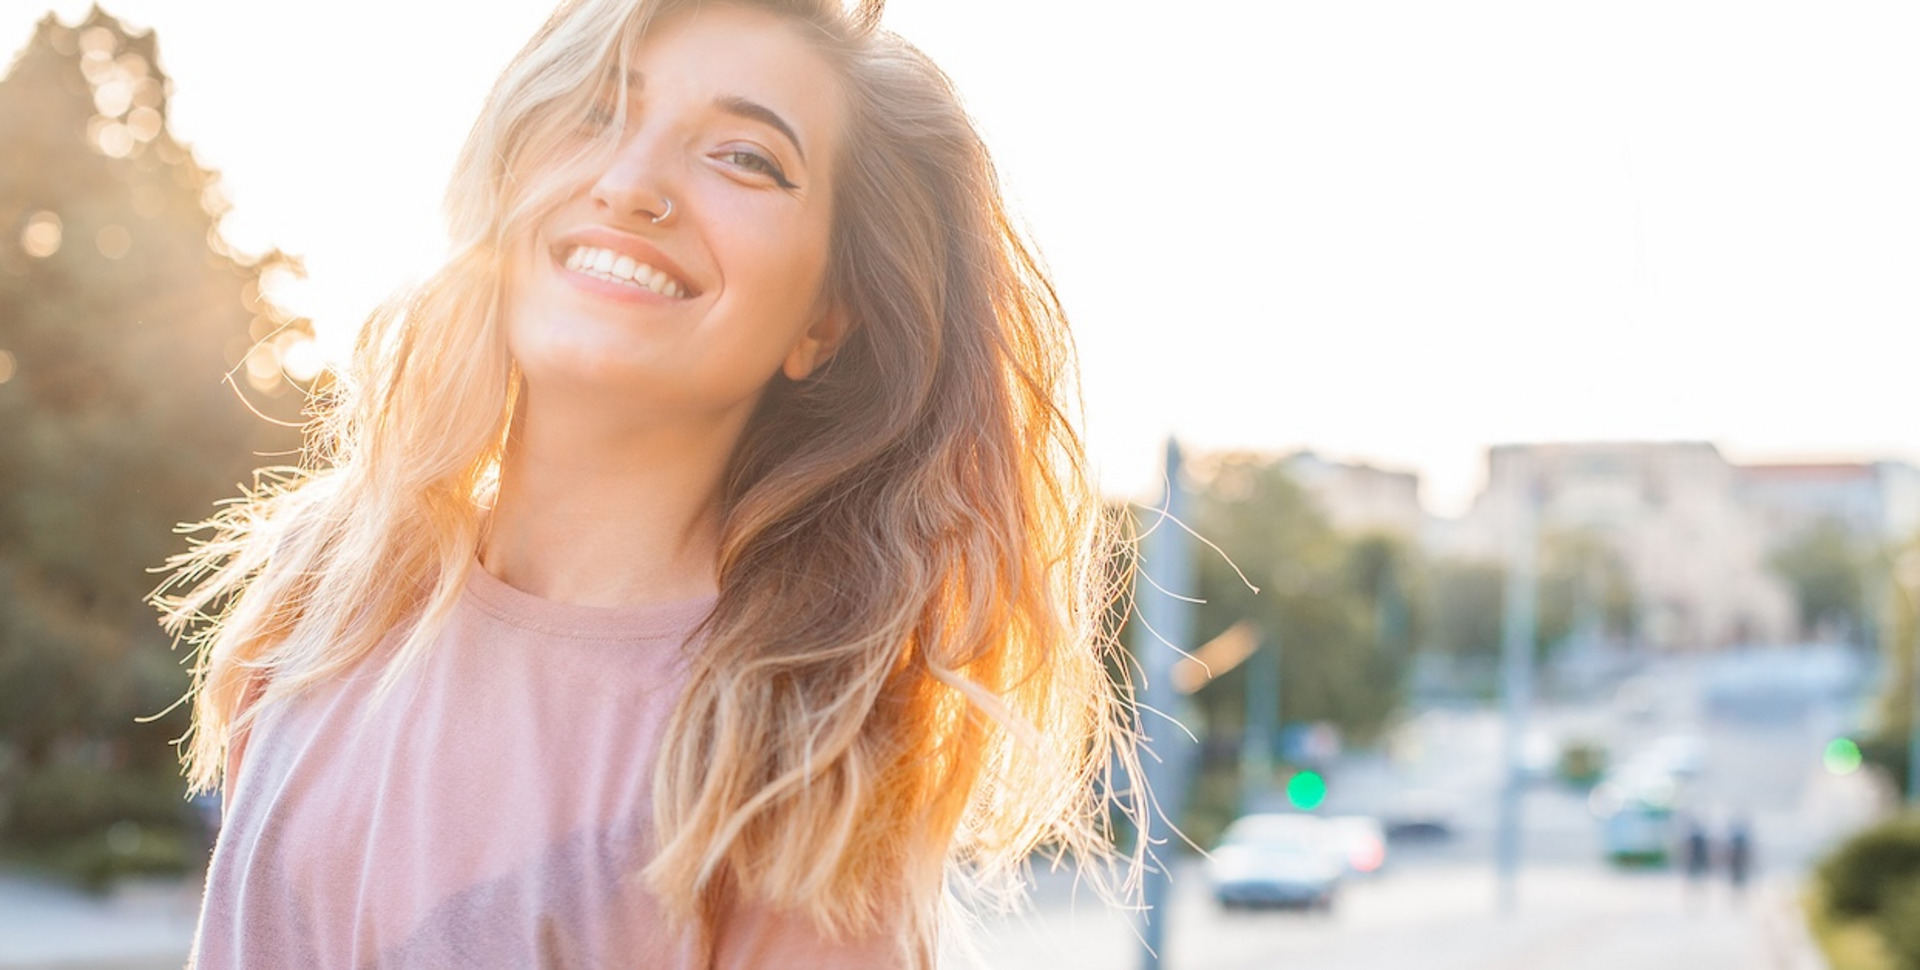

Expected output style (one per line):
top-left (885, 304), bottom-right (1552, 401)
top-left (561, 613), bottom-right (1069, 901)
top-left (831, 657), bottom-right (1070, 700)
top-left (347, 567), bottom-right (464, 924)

top-left (588, 129), bottom-right (678, 225)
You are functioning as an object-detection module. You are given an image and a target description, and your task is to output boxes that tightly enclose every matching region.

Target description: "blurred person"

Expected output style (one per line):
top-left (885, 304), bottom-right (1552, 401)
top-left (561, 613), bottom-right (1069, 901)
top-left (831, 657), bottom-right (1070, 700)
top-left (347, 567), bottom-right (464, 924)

top-left (1725, 816), bottom-right (1754, 903)
top-left (1681, 818), bottom-right (1711, 908)
top-left (154, 0), bottom-right (1139, 966)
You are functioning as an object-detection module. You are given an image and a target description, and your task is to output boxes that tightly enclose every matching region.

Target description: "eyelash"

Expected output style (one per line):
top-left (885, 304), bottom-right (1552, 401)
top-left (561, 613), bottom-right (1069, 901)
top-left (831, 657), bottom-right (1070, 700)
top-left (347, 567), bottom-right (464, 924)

top-left (574, 104), bottom-right (799, 191)
top-left (720, 149), bottom-right (797, 189)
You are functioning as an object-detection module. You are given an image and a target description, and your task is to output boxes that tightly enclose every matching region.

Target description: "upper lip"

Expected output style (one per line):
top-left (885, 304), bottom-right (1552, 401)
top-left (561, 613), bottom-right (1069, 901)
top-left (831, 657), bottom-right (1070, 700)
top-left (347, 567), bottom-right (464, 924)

top-left (549, 225), bottom-right (700, 297)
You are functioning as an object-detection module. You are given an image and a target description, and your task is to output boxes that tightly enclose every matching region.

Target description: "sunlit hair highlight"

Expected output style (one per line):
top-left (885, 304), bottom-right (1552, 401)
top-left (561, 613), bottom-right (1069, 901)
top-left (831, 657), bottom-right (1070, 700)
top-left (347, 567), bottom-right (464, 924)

top-left (156, 0), bottom-right (1144, 964)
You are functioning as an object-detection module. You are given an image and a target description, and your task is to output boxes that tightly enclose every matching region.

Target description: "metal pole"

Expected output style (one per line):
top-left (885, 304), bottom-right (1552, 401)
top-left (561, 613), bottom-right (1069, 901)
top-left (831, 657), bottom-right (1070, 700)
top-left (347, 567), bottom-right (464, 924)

top-left (1496, 468), bottom-right (1539, 913)
top-left (1908, 622), bottom-right (1920, 806)
top-left (1242, 634), bottom-right (1279, 811)
top-left (1894, 553), bottom-right (1920, 806)
top-left (1136, 439), bottom-right (1196, 969)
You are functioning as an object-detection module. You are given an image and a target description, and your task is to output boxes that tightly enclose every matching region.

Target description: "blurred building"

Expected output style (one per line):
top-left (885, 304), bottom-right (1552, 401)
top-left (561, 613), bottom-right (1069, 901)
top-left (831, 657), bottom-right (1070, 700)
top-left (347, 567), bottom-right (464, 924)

top-left (1280, 451), bottom-right (1423, 537)
top-left (1436, 442), bottom-right (1795, 650)
top-left (1740, 460), bottom-right (1920, 546)
top-left (1270, 442), bottom-right (1917, 650)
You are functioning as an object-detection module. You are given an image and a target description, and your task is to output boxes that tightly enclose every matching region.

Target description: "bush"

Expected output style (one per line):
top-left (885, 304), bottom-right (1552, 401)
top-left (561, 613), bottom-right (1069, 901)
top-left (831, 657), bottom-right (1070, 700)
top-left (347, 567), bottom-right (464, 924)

top-left (1820, 815), bottom-right (1920, 921)
top-left (1877, 878), bottom-right (1920, 970)
top-left (1557, 738), bottom-right (1608, 787)
top-left (68, 823), bottom-right (192, 892)
top-left (1861, 731), bottom-right (1911, 800)
top-left (2, 764), bottom-right (189, 843)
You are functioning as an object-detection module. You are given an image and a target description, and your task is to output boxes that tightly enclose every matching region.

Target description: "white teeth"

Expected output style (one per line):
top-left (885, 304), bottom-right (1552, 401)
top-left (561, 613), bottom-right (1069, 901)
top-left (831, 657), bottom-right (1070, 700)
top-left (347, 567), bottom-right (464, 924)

top-left (560, 245), bottom-right (688, 298)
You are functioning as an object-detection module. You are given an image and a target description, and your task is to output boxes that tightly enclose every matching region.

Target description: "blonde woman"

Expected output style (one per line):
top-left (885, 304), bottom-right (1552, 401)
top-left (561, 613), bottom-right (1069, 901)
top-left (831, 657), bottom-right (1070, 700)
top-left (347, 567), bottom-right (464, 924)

top-left (159, 0), bottom-right (1139, 966)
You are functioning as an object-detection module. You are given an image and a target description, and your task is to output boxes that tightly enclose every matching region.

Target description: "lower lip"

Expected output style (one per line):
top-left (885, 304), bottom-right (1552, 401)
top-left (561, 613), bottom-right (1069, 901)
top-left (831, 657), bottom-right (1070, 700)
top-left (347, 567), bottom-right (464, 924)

top-left (552, 252), bottom-right (684, 305)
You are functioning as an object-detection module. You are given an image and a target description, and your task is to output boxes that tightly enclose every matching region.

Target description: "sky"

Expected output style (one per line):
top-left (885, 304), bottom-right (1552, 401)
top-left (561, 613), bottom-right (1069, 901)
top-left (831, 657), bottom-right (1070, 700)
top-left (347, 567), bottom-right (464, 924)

top-left (8, 0), bottom-right (1919, 516)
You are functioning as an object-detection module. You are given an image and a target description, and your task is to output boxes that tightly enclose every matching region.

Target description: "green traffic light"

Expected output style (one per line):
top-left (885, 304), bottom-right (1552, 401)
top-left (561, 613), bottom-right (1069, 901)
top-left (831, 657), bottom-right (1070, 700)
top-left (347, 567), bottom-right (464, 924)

top-left (1286, 770), bottom-right (1327, 810)
top-left (1823, 738), bottom-right (1862, 776)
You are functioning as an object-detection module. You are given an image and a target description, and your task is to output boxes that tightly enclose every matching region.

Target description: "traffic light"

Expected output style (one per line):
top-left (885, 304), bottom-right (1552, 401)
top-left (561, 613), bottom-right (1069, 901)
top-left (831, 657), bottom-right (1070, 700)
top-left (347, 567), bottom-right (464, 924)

top-left (1824, 738), bottom-right (1863, 776)
top-left (1286, 770), bottom-right (1327, 811)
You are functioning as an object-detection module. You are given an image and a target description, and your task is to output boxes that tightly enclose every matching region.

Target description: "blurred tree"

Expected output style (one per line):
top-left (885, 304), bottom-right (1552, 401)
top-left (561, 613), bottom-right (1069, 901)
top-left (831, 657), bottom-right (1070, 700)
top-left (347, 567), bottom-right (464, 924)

top-left (1860, 536), bottom-right (1920, 795)
top-left (1536, 528), bottom-right (1636, 653)
top-left (1426, 530), bottom-right (1633, 664)
top-left (1187, 453), bottom-right (1411, 746)
top-left (0, 8), bottom-right (313, 795)
top-left (1769, 518), bottom-right (1874, 643)
top-left (1425, 559), bottom-right (1504, 659)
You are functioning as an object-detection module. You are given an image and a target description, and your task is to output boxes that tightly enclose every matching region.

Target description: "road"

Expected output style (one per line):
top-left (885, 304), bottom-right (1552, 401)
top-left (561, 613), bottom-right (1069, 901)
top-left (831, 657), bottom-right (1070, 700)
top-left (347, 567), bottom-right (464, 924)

top-left (961, 860), bottom-right (1817, 970)
top-left (964, 649), bottom-right (1883, 969)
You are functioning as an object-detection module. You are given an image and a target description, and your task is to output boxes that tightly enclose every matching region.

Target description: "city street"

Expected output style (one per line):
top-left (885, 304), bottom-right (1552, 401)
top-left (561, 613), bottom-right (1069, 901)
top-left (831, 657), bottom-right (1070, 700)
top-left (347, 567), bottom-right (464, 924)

top-left (966, 651), bottom-right (1882, 969)
top-left (965, 859), bottom-right (1815, 970)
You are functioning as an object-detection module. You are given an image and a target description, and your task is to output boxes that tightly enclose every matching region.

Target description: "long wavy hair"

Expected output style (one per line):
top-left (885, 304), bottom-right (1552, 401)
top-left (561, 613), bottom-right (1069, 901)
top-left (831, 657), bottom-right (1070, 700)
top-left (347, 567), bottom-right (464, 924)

top-left (157, 0), bottom-right (1142, 962)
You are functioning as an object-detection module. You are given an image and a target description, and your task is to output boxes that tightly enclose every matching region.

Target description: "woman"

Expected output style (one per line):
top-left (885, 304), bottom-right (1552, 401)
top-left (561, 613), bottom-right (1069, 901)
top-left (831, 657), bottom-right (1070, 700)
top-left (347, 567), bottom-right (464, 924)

top-left (158, 0), bottom-right (1139, 966)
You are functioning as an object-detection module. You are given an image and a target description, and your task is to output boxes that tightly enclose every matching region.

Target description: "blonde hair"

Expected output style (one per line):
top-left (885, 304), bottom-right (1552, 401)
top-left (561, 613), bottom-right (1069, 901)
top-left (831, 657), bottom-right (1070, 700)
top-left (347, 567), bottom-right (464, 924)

top-left (157, 0), bottom-right (1142, 963)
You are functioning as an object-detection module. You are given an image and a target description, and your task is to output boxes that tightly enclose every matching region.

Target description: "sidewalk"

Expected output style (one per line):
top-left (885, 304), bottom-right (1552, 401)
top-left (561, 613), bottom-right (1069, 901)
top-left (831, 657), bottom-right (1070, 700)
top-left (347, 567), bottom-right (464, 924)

top-left (0, 873), bottom-right (196, 970)
top-left (962, 862), bottom-right (1832, 970)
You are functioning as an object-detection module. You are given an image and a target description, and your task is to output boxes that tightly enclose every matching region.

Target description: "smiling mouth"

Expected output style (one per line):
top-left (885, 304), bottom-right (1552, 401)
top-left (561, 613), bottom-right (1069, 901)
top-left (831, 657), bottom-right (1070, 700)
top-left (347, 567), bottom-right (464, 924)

top-left (559, 245), bottom-right (691, 299)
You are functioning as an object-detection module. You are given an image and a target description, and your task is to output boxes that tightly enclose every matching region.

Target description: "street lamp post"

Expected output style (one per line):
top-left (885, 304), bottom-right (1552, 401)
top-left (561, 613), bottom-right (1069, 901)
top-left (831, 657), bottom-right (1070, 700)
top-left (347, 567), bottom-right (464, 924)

top-left (1135, 438), bottom-right (1196, 969)
top-left (1242, 633), bottom-right (1280, 810)
top-left (1896, 552), bottom-right (1920, 807)
top-left (1496, 469), bottom-right (1539, 913)
top-left (1909, 623), bottom-right (1920, 807)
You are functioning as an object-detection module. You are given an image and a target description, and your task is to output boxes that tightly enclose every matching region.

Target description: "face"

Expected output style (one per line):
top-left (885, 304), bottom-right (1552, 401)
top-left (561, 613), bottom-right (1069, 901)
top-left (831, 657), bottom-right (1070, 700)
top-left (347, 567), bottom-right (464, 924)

top-left (502, 3), bottom-right (846, 428)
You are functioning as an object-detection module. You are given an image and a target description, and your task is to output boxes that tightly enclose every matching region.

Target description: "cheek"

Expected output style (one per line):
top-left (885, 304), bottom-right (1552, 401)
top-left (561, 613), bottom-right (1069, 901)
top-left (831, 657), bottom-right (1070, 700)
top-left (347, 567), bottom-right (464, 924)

top-left (706, 199), bottom-right (834, 313)
top-left (499, 245), bottom-right (546, 355)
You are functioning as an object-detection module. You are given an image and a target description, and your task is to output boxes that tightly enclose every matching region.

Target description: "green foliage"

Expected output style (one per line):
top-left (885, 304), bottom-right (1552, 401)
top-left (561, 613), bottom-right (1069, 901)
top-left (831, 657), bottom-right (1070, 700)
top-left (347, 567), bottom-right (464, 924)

top-left (1556, 737), bottom-right (1608, 787)
top-left (1426, 530), bottom-right (1634, 664)
top-left (1426, 560), bottom-right (1504, 658)
top-left (1770, 519), bottom-right (1874, 642)
top-left (1187, 453), bottom-right (1415, 745)
top-left (0, 11), bottom-right (314, 879)
top-left (1819, 815), bottom-right (1920, 921)
top-left (1864, 534), bottom-right (1920, 795)
top-left (1878, 879), bottom-right (1920, 970)
top-left (1536, 529), bottom-right (1635, 651)
top-left (1860, 731), bottom-right (1911, 801)
top-left (2, 763), bottom-right (189, 842)
top-left (0, 763), bottom-right (196, 891)
top-left (3, 822), bottom-right (193, 894)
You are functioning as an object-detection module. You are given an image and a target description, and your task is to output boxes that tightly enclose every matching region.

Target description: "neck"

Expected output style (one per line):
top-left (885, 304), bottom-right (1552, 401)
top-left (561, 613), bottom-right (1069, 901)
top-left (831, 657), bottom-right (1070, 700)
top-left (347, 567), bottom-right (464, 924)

top-left (479, 389), bottom-right (746, 607)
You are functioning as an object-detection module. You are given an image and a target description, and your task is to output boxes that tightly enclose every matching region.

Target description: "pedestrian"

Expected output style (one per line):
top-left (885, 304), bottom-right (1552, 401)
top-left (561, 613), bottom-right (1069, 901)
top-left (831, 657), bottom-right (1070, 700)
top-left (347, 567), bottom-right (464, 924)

top-left (1681, 818), bottom-right (1711, 909)
top-left (1726, 816), bottom-right (1754, 903)
top-left (155, 1), bottom-right (1139, 965)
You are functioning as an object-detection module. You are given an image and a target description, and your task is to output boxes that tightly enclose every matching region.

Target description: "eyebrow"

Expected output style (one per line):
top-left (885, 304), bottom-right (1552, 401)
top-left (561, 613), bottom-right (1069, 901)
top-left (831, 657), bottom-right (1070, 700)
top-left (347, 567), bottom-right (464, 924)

top-left (623, 70), bottom-right (807, 163)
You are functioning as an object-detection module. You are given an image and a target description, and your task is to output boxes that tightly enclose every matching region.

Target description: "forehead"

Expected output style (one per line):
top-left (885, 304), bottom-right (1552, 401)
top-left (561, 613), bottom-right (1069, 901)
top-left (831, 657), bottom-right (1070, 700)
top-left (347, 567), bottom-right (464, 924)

top-left (626, 5), bottom-right (845, 154)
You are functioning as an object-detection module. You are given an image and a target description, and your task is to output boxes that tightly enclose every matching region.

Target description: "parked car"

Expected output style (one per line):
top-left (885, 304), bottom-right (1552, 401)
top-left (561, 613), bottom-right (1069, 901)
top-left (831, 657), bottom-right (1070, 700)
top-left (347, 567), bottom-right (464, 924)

top-left (1382, 788), bottom-right (1457, 842)
top-left (1589, 766), bottom-right (1684, 867)
top-left (1206, 813), bottom-right (1344, 911)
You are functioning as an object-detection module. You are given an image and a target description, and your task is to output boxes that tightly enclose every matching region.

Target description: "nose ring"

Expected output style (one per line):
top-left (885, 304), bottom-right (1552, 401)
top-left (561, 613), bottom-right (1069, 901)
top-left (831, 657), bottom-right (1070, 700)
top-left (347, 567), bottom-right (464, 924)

top-left (651, 197), bottom-right (674, 225)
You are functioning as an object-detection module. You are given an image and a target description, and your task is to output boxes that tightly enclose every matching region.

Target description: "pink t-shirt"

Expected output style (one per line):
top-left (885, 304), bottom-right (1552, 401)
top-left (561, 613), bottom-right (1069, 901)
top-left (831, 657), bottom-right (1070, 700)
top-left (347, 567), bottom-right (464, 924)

top-left (192, 563), bottom-right (904, 968)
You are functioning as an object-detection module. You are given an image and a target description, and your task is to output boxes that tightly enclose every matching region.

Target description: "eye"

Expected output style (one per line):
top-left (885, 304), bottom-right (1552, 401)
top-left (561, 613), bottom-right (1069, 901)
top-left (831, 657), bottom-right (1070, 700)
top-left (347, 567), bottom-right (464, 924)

top-left (719, 148), bottom-right (798, 189)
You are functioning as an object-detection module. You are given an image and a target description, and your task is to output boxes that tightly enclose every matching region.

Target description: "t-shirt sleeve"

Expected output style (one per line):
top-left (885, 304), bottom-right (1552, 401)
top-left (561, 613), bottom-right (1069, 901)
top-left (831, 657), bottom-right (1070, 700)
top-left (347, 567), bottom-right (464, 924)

top-left (710, 904), bottom-right (906, 970)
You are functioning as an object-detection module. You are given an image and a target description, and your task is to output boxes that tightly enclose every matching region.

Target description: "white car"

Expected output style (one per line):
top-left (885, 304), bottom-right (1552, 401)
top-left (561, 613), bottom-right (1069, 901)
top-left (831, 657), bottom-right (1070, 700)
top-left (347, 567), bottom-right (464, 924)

top-left (1206, 813), bottom-right (1344, 911)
